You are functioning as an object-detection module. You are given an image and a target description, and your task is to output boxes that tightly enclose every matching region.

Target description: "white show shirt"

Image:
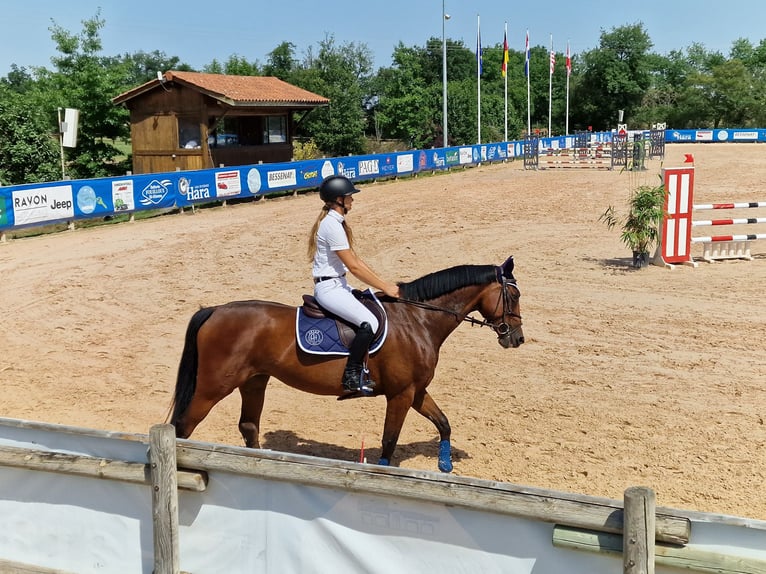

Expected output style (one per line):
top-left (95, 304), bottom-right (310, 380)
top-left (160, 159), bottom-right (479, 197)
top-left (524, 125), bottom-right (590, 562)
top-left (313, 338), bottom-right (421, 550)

top-left (312, 209), bottom-right (349, 278)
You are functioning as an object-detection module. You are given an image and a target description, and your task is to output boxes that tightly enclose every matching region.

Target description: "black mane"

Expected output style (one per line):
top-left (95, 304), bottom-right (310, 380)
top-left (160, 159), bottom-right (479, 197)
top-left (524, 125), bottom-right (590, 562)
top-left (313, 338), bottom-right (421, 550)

top-left (399, 265), bottom-right (497, 302)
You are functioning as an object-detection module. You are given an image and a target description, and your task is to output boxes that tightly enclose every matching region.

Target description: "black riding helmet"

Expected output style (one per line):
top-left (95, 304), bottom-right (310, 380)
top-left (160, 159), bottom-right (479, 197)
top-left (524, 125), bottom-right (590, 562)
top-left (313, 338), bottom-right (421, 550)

top-left (319, 175), bottom-right (360, 203)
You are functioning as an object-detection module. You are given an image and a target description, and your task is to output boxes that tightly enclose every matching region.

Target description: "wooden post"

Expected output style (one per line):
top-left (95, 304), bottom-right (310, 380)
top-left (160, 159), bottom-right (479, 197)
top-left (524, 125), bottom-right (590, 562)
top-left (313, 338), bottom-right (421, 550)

top-left (623, 486), bottom-right (656, 574)
top-left (150, 424), bottom-right (180, 574)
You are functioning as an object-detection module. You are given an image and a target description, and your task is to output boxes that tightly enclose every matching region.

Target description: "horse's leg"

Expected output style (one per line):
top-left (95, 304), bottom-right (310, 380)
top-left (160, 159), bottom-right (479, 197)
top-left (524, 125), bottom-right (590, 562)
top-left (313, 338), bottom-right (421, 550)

top-left (175, 393), bottom-right (223, 440)
top-left (238, 375), bottom-right (270, 448)
top-left (379, 388), bottom-right (415, 467)
top-left (412, 390), bottom-right (453, 473)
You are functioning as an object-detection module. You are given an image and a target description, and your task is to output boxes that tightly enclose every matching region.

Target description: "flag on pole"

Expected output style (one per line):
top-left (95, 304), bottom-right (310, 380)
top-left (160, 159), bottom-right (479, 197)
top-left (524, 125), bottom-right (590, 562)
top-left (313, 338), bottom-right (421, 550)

top-left (524, 30), bottom-right (530, 77)
top-left (550, 48), bottom-right (555, 75)
top-left (566, 42), bottom-right (571, 77)
top-left (525, 30), bottom-right (531, 135)
top-left (477, 14), bottom-right (482, 144)
top-left (501, 30), bottom-right (509, 77)
top-left (476, 19), bottom-right (482, 75)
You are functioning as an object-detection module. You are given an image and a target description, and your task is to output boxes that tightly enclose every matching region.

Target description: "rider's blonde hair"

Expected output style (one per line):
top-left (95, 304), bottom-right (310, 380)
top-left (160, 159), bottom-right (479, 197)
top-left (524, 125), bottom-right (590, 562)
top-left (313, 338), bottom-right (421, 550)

top-left (307, 203), bottom-right (354, 260)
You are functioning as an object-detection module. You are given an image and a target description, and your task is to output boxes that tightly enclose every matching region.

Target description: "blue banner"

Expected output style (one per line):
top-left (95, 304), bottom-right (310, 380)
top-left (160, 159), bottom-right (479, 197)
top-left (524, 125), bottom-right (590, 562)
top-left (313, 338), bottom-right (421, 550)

top-left (1, 128), bottom-right (764, 232)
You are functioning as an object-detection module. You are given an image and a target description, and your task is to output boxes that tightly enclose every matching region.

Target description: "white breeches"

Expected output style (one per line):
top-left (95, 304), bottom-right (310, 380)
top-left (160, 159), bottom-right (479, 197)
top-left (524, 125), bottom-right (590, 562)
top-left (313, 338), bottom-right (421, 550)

top-left (313, 277), bottom-right (379, 332)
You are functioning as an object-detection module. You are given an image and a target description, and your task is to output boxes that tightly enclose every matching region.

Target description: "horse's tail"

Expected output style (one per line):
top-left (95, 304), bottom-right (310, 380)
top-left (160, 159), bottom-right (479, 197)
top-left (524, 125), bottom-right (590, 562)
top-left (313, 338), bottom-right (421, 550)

top-left (167, 306), bottom-right (216, 428)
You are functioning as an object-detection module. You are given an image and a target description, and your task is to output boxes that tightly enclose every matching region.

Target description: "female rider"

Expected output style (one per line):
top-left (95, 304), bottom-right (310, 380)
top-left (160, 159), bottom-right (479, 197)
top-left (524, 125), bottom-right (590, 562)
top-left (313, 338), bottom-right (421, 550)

top-left (308, 175), bottom-right (400, 393)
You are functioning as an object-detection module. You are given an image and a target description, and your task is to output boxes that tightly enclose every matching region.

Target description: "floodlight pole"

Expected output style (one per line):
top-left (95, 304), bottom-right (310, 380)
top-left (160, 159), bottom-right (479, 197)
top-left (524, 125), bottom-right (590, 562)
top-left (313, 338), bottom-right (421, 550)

top-left (442, 1), bottom-right (449, 148)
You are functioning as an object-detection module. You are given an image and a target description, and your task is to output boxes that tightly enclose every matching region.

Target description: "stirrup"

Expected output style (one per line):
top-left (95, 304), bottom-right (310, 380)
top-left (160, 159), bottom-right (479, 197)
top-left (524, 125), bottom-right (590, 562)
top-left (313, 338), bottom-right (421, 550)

top-left (342, 367), bottom-right (376, 395)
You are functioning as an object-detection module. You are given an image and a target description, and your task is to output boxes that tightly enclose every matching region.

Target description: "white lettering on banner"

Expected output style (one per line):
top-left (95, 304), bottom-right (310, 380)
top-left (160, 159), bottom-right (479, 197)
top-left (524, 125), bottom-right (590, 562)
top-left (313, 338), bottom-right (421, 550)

top-left (733, 131), bottom-right (758, 140)
top-left (179, 176), bottom-right (212, 201)
top-left (358, 159), bottom-right (379, 176)
top-left (215, 171), bottom-right (241, 197)
top-left (459, 148), bottom-right (473, 164)
top-left (695, 131), bottom-right (713, 141)
top-left (336, 162), bottom-right (356, 179)
top-left (396, 154), bottom-right (414, 173)
top-left (12, 185), bottom-right (73, 225)
top-left (672, 131), bottom-right (692, 141)
top-left (266, 169), bottom-right (297, 188)
top-left (431, 153), bottom-right (445, 168)
top-left (140, 180), bottom-right (172, 206)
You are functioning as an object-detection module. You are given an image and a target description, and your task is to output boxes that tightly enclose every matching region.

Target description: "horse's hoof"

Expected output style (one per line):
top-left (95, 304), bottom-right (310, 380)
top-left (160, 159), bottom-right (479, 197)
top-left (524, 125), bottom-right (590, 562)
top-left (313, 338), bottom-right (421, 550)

top-left (378, 458), bottom-right (390, 466)
top-left (438, 459), bottom-right (453, 473)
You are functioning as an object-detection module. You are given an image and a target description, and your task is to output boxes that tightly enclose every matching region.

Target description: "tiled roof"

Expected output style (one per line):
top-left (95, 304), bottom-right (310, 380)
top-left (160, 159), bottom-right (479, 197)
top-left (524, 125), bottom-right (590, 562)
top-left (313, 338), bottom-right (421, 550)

top-left (113, 71), bottom-right (329, 107)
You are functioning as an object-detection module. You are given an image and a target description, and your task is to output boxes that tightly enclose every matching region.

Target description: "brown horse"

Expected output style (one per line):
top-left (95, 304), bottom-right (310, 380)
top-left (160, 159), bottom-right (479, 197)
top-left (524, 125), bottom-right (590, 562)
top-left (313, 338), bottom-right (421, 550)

top-left (169, 256), bottom-right (523, 472)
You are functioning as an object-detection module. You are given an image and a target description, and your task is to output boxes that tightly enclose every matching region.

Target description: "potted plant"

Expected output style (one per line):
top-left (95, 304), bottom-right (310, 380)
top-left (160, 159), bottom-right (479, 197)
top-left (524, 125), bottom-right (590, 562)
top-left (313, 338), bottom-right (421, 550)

top-left (599, 177), bottom-right (666, 268)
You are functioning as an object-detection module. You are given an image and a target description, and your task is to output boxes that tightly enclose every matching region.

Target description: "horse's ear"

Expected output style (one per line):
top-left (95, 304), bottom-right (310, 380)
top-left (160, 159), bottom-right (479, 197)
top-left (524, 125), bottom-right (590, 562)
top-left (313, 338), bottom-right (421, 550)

top-left (502, 255), bottom-right (515, 276)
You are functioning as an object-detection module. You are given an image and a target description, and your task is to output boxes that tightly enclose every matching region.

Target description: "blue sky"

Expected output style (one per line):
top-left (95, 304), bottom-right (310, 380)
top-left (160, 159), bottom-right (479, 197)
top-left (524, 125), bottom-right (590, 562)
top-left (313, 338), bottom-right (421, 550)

top-left (2, 0), bottom-right (765, 77)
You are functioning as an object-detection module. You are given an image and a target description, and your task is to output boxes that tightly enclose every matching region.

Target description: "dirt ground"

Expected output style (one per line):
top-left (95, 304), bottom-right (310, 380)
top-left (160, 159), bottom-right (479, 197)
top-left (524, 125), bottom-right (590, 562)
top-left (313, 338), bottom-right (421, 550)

top-left (2, 143), bottom-right (765, 520)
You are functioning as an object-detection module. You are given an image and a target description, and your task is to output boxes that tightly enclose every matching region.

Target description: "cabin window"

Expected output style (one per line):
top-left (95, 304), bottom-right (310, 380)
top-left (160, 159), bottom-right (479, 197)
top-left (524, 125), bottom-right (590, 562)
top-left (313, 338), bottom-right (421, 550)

top-left (264, 116), bottom-right (287, 143)
top-left (178, 117), bottom-right (201, 149)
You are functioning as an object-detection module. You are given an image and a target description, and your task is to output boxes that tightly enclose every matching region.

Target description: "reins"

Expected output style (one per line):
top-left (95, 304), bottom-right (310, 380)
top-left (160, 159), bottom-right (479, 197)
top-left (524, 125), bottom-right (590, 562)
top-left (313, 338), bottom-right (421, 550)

top-left (391, 277), bottom-right (521, 333)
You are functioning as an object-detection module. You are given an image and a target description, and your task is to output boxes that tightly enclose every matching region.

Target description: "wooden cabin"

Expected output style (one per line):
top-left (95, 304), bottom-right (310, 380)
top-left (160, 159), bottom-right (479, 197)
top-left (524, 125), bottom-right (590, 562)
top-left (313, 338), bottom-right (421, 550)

top-left (112, 71), bottom-right (330, 174)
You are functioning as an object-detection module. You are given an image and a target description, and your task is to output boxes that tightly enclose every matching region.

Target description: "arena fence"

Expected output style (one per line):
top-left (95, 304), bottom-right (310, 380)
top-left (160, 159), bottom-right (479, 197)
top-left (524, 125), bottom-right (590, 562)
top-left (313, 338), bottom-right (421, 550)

top-left (1, 418), bottom-right (766, 573)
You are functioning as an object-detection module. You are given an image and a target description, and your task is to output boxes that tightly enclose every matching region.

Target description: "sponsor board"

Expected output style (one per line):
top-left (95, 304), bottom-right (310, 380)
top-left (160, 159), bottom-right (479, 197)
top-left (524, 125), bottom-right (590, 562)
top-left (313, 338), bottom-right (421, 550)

top-left (717, 130), bottom-right (729, 141)
top-left (215, 171), bottom-right (242, 197)
top-left (178, 176), bottom-right (212, 202)
top-left (246, 169), bottom-right (262, 194)
top-left (397, 154), bottom-right (414, 173)
top-left (336, 162), bottom-right (356, 179)
top-left (140, 179), bottom-right (173, 206)
top-left (459, 148), bottom-right (473, 164)
top-left (695, 131), bottom-right (713, 142)
top-left (380, 156), bottom-right (396, 175)
top-left (358, 159), bottom-right (380, 177)
top-left (445, 150), bottom-right (460, 165)
top-left (111, 180), bottom-right (135, 212)
top-left (671, 131), bottom-right (693, 142)
top-left (733, 131), bottom-right (758, 141)
top-left (12, 185), bottom-right (74, 226)
top-left (0, 194), bottom-right (9, 226)
top-left (266, 168), bottom-right (297, 189)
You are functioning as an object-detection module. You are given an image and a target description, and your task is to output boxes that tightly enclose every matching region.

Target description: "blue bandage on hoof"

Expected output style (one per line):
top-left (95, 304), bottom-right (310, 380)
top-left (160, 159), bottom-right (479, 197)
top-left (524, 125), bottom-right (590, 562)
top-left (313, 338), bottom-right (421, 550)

top-left (438, 440), bottom-right (453, 473)
top-left (378, 458), bottom-right (390, 466)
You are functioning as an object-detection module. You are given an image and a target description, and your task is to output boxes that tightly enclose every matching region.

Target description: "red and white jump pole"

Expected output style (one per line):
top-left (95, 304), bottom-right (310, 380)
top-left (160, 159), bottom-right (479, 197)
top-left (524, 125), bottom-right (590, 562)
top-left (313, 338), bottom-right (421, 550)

top-left (658, 167), bottom-right (763, 266)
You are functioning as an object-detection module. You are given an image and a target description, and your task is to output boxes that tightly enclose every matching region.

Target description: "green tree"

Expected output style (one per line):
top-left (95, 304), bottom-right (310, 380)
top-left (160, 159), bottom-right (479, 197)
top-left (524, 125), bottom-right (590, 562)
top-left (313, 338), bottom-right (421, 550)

top-left (571, 24), bottom-right (654, 130)
top-left (293, 36), bottom-right (372, 156)
top-left (46, 10), bottom-right (130, 178)
top-left (0, 84), bottom-right (61, 184)
top-left (263, 42), bottom-right (297, 80)
top-left (205, 54), bottom-right (260, 76)
top-left (115, 50), bottom-right (190, 86)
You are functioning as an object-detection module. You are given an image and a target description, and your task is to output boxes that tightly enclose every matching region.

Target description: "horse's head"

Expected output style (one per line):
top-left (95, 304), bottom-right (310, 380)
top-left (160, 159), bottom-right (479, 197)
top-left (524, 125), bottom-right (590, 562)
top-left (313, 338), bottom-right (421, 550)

top-left (478, 256), bottom-right (524, 348)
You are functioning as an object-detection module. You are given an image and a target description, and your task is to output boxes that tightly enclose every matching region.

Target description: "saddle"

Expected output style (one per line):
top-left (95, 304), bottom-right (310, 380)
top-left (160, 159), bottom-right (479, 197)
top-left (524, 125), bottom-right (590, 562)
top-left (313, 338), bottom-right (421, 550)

top-left (296, 290), bottom-right (387, 355)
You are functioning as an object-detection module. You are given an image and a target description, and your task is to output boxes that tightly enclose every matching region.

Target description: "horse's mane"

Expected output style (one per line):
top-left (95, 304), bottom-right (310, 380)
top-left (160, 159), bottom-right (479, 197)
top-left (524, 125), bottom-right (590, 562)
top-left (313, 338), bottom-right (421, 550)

top-left (399, 265), bottom-right (497, 302)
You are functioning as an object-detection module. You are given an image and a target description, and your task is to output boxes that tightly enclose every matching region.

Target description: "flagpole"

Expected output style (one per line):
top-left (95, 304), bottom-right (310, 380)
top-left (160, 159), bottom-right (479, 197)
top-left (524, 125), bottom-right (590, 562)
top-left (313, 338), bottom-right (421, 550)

top-left (548, 34), bottom-right (553, 137)
top-left (565, 40), bottom-right (571, 136)
top-left (503, 21), bottom-right (508, 142)
top-left (525, 29), bottom-right (530, 136)
top-left (477, 13), bottom-right (481, 144)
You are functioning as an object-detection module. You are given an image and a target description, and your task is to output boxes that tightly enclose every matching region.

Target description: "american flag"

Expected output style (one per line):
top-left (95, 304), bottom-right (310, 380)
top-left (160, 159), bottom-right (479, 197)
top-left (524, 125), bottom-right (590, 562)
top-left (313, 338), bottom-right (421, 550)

top-left (550, 49), bottom-right (555, 75)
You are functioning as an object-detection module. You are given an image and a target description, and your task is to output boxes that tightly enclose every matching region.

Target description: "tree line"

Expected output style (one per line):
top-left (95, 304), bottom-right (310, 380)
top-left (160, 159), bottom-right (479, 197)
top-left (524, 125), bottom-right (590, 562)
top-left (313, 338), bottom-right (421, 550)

top-left (1, 11), bottom-right (765, 185)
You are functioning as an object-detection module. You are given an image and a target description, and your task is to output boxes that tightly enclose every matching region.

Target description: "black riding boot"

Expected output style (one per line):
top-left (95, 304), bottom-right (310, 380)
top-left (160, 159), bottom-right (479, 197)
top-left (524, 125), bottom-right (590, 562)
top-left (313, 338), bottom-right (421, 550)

top-left (342, 322), bottom-right (376, 392)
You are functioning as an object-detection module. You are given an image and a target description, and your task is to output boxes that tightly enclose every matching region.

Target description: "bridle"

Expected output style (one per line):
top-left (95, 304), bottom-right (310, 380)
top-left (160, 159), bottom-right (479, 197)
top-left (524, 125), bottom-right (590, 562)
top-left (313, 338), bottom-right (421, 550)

top-left (395, 267), bottom-right (522, 341)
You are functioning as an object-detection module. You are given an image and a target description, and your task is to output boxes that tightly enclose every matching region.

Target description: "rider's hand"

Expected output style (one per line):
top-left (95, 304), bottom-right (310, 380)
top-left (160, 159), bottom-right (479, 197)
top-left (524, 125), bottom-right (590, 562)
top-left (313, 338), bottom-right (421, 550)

top-left (383, 283), bottom-right (401, 299)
